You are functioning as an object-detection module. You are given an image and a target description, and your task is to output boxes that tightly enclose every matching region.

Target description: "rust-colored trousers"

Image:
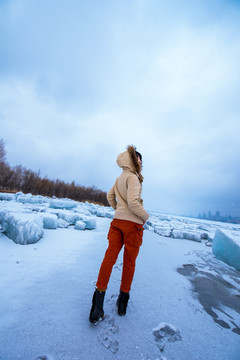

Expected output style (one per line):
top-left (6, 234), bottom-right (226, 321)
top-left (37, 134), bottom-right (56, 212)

top-left (96, 219), bottom-right (144, 293)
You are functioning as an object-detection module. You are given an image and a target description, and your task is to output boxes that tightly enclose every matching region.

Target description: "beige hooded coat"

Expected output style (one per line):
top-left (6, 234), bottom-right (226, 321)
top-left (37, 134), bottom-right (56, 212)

top-left (107, 146), bottom-right (149, 225)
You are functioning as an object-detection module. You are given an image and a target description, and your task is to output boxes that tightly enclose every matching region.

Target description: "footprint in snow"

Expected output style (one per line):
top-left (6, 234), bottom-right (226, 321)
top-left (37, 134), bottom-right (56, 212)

top-left (106, 293), bottom-right (118, 307)
top-left (98, 314), bottom-right (119, 354)
top-left (152, 322), bottom-right (182, 353)
top-left (113, 262), bottom-right (123, 271)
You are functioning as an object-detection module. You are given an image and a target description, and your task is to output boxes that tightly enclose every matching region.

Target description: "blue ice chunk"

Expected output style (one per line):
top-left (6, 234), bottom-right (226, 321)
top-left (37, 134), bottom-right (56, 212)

top-left (57, 211), bottom-right (83, 225)
top-left (88, 208), bottom-right (97, 215)
top-left (172, 230), bottom-right (202, 242)
top-left (0, 209), bottom-right (7, 223)
top-left (16, 193), bottom-right (48, 204)
top-left (0, 193), bottom-right (15, 201)
top-left (2, 212), bottom-right (43, 245)
top-left (49, 198), bottom-right (77, 209)
top-left (42, 213), bottom-right (58, 229)
top-left (212, 229), bottom-right (240, 271)
top-left (84, 218), bottom-right (97, 230)
top-left (74, 220), bottom-right (86, 230)
top-left (96, 209), bottom-right (107, 217)
top-left (57, 218), bottom-right (69, 228)
top-left (96, 208), bottom-right (114, 218)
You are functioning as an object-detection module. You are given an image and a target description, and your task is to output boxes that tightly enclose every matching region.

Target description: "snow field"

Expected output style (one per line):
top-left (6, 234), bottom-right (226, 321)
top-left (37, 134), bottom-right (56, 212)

top-left (0, 193), bottom-right (240, 359)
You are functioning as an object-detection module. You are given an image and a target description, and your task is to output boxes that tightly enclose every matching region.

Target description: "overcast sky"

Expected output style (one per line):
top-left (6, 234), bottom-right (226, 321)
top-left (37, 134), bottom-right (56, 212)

top-left (0, 0), bottom-right (240, 217)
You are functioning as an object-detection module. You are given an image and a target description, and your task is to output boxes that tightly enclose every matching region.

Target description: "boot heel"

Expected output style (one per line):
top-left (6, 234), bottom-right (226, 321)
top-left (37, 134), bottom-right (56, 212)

top-left (117, 290), bottom-right (129, 316)
top-left (89, 289), bottom-right (105, 324)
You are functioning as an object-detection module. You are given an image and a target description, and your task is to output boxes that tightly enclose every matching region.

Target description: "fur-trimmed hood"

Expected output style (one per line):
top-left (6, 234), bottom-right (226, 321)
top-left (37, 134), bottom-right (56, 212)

top-left (116, 145), bottom-right (144, 183)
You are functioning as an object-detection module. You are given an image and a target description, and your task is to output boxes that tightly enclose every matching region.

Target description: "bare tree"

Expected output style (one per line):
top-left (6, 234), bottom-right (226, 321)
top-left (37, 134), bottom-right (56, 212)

top-left (0, 139), bottom-right (6, 163)
top-left (0, 138), bottom-right (108, 205)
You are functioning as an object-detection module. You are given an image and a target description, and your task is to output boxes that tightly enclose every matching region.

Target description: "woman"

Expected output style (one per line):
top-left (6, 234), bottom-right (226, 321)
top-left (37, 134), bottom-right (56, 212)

top-left (89, 145), bottom-right (149, 323)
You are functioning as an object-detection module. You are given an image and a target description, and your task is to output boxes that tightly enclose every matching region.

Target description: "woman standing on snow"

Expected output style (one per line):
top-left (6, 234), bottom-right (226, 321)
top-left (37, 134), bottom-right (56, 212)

top-left (89, 145), bottom-right (149, 324)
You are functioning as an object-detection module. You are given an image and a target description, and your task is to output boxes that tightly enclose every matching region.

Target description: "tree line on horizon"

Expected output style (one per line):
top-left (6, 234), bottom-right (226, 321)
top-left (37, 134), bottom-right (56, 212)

top-left (0, 139), bottom-right (109, 206)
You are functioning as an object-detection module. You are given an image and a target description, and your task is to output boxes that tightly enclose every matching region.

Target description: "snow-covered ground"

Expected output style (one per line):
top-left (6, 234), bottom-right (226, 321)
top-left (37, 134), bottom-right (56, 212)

top-left (0, 194), bottom-right (240, 360)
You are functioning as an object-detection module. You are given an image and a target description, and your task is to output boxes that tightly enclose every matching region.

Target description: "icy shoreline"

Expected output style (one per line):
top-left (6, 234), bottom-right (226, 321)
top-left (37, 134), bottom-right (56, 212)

top-left (1, 192), bottom-right (240, 272)
top-left (0, 192), bottom-right (112, 245)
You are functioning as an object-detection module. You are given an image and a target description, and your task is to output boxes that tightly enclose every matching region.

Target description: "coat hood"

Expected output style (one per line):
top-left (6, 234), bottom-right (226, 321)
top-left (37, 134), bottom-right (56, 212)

top-left (116, 145), bottom-right (144, 183)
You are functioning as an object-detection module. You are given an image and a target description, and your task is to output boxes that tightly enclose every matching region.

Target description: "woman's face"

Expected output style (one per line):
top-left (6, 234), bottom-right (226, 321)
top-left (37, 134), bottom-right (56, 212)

top-left (137, 156), bottom-right (142, 168)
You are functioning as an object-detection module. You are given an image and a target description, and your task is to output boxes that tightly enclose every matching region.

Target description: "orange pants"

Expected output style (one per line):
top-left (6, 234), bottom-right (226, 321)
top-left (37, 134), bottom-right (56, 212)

top-left (96, 219), bottom-right (144, 293)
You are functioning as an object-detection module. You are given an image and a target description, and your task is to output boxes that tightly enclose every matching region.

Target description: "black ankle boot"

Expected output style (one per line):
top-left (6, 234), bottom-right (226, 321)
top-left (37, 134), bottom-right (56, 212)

top-left (89, 289), bottom-right (105, 324)
top-left (117, 290), bottom-right (129, 316)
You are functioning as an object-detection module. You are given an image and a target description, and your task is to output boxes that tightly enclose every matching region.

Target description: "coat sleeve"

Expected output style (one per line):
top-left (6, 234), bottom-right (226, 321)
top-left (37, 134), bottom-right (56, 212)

top-left (107, 184), bottom-right (117, 210)
top-left (127, 175), bottom-right (149, 222)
